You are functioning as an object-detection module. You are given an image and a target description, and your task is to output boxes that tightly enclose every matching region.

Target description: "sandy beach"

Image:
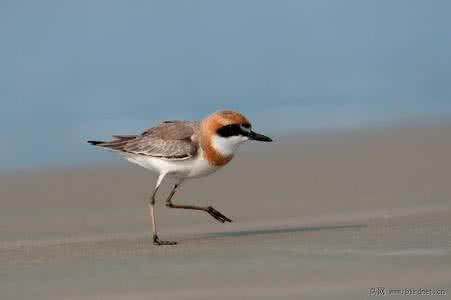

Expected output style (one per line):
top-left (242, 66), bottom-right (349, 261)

top-left (1, 125), bottom-right (450, 299)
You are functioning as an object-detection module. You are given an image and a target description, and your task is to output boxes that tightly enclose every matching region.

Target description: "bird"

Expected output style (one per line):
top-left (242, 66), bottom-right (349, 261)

top-left (88, 110), bottom-right (272, 245)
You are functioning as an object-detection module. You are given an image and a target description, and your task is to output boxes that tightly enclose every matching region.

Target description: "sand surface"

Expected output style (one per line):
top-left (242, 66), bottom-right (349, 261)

top-left (1, 125), bottom-right (451, 299)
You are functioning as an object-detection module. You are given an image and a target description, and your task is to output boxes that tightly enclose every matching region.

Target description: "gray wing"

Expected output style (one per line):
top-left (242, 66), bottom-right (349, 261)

top-left (89, 121), bottom-right (200, 160)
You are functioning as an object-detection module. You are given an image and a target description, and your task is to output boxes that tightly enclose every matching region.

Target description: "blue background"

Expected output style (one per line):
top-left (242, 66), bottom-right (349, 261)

top-left (1, 0), bottom-right (450, 171)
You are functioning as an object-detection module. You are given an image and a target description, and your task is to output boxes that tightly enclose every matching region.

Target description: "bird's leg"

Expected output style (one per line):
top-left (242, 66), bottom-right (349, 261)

top-left (149, 174), bottom-right (177, 246)
top-left (165, 184), bottom-right (232, 223)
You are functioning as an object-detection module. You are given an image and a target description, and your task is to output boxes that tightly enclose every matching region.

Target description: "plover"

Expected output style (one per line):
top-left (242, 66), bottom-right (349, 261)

top-left (88, 110), bottom-right (272, 245)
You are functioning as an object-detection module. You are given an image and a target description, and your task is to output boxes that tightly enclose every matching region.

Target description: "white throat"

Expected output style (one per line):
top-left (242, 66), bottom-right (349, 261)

top-left (211, 135), bottom-right (248, 156)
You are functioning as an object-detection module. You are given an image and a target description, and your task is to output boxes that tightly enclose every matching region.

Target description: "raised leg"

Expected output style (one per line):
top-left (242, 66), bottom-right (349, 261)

top-left (149, 174), bottom-right (177, 246)
top-left (165, 184), bottom-right (232, 223)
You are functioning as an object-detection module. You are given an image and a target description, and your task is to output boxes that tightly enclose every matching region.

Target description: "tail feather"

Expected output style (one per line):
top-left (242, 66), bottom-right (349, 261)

top-left (88, 140), bottom-right (104, 146)
top-left (112, 135), bottom-right (137, 140)
top-left (87, 138), bottom-right (134, 152)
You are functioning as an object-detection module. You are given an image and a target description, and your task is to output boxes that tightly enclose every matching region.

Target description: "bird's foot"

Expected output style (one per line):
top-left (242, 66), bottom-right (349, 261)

top-left (207, 206), bottom-right (233, 223)
top-left (153, 234), bottom-right (178, 246)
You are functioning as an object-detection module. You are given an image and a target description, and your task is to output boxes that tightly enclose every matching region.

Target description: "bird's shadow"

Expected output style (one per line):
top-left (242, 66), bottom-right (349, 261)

top-left (193, 223), bottom-right (366, 241)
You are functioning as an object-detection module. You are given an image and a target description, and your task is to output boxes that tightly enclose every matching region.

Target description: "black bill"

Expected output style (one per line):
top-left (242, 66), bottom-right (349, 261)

top-left (248, 130), bottom-right (272, 142)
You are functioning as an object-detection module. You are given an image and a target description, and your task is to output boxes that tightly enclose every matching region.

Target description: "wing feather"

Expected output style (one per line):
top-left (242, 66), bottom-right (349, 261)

top-left (90, 121), bottom-right (200, 160)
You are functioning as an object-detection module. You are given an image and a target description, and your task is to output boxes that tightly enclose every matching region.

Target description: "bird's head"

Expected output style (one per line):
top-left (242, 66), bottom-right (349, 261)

top-left (201, 110), bottom-right (272, 157)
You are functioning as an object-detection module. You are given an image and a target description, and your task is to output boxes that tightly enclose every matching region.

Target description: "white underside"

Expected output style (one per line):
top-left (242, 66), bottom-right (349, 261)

top-left (125, 134), bottom-right (248, 182)
top-left (125, 150), bottom-right (220, 181)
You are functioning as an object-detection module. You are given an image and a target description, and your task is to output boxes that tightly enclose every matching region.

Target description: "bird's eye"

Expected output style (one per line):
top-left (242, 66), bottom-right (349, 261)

top-left (216, 124), bottom-right (241, 137)
top-left (242, 123), bottom-right (251, 129)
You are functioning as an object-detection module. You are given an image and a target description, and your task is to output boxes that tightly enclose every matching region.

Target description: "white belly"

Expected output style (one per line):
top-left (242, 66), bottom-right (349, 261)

top-left (125, 152), bottom-right (220, 179)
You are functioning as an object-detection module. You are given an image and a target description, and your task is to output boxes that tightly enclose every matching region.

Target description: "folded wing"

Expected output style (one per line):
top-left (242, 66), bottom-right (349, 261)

top-left (88, 121), bottom-right (200, 160)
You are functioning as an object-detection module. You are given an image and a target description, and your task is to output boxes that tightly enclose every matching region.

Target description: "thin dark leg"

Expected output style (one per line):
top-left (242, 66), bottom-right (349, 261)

top-left (149, 175), bottom-right (177, 246)
top-left (165, 184), bottom-right (232, 223)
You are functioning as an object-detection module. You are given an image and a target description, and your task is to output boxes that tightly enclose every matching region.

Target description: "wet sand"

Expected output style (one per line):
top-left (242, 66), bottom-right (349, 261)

top-left (1, 125), bottom-right (450, 299)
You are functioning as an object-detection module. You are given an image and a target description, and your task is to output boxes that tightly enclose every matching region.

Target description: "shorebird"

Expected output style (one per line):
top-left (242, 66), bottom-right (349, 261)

top-left (88, 110), bottom-right (272, 245)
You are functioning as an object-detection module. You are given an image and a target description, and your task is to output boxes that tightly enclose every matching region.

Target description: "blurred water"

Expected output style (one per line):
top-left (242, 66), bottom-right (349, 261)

top-left (1, 0), bottom-right (451, 171)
